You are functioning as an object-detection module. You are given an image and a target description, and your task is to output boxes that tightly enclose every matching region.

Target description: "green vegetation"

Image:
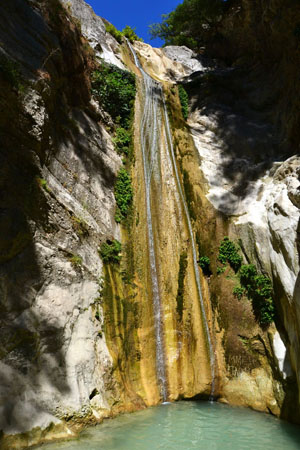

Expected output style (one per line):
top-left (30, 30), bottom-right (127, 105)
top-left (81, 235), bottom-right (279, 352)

top-left (105, 23), bottom-right (143, 44)
top-left (0, 54), bottom-right (23, 91)
top-left (92, 60), bottom-right (136, 228)
top-left (71, 215), bottom-right (89, 237)
top-left (233, 285), bottom-right (245, 300)
top-left (218, 236), bottom-right (242, 272)
top-left (198, 256), bottom-right (211, 276)
top-left (176, 252), bottom-right (188, 321)
top-left (69, 254), bottom-right (83, 267)
top-left (149, 0), bottom-right (226, 50)
top-left (113, 127), bottom-right (131, 156)
top-left (36, 177), bottom-right (50, 193)
top-left (239, 264), bottom-right (275, 325)
top-left (99, 239), bottom-right (122, 264)
top-left (178, 85), bottom-right (189, 120)
top-left (216, 237), bottom-right (275, 325)
top-left (114, 168), bottom-right (133, 223)
top-left (91, 63), bottom-right (136, 128)
top-left (122, 25), bottom-right (143, 43)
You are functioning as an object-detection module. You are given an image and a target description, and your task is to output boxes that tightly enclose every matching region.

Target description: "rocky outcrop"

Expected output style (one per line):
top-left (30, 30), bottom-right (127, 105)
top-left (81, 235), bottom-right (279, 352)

top-left (184, 50), bottom-right (300, 419)
top-left (60, 0), bottom-right (125, 69)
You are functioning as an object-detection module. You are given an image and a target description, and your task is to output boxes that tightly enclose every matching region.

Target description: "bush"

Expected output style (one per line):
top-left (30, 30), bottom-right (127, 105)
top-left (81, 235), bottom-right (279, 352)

top-left (121, 25), bottom-right (143, 43)
top-left (239, 264), bottom-right (257, 287)
top-left (239, 264), bottom-right (275, 325)
top-left (218, 236), bottom-right (242, 272)
top-left (233, 285), bottom-right (245, 300)
top-left (178, 85), bottom-right (189, 120)
top-left (105, 23), bottom-right (143, 44)
top-left (113, 127), bottom-right (131, 156)
top-left (91, 63), bottom-right (136, 128)
top-left (114, 168), bottom-right (133, 223)
top-left (99, 239), bottom-right (122, 264)
top-left (216, 266), bottom-right (226, 275)
top-left (198, 256), bottom-right (211, 276)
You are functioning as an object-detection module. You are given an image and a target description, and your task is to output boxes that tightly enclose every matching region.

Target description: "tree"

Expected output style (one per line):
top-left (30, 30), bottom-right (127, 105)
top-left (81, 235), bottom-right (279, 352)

top-left (149, 0), bottom-right (227, 50)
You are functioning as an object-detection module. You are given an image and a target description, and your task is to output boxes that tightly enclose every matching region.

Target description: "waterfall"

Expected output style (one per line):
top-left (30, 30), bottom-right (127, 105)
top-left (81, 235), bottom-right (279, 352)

top-left (127, 41), bottom-right (215, 400)
top-left (161, 99), bottom-right (216, 399)
top-left (127, 41), bottom-right (168, 401)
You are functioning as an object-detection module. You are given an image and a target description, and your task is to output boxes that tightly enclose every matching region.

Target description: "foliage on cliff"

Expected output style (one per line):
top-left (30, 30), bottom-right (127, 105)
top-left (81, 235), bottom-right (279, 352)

top-left (99, 240), bottom-right (122, 263)
top-left (105, 22), bottom-right (143, 44)
top-left (218, 236), bottom-right (242, 272)
top-left (239, 264), bottom-right (275, 325)
top-left (114, 168), bottom-right (133, 223)
top-left (91, 63), bottom-right (136, 128)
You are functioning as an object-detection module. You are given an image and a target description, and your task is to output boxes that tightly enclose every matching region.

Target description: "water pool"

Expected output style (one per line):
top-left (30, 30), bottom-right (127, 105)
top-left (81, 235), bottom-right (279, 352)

top-left (37, 401), bottom-right (300, 449)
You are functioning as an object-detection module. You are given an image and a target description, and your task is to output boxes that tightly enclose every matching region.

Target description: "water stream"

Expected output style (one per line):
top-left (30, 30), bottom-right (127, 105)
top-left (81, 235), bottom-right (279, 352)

top-left (36, 401), bottom-right (300, 450)
top-left (127, 42), bottom-right (215, 398)
top-left (128, 41), bottom-right (168, 401)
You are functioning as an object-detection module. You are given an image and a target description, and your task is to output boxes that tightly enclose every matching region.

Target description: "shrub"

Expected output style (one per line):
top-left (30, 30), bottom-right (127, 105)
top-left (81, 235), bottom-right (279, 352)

top-left (114, 168), bottom-right (133, 223)
top-left (233, 285), bottom-right (245, 300)
top-left (239, 264), bottom-right (275, 325)
top-left (216, 266), bottom-right (226, 275)
top-left (113, 127), bottom-right (131, 155)
top-left (239, 264), bottom-right (257, 288)
top-left (91, 63), bottom-right (136, 128)
top-left (121, 25), bottom-right (143, 43)
top-left (99, 239), bottom-right (122, 264)
top-left (105, 23), bottom-right (143, 44)
top-left (218, 236), bottom-right (242, 272)
top-left (198, 256), bottom-right (211, 276)
top-left (69, 254), bottom-right (83, 267)
top-left (178, 85), bottom-right (189, 120)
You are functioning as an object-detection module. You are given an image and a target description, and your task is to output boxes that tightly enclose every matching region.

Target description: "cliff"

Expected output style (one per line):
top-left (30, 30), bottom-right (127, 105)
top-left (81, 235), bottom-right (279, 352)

top-left (0, 0), bottom-right (123, 447)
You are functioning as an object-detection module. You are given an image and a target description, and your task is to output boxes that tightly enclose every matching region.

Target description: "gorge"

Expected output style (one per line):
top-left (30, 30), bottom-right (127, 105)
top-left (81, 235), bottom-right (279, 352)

top-left (0, 0), bottom-right (299, 448)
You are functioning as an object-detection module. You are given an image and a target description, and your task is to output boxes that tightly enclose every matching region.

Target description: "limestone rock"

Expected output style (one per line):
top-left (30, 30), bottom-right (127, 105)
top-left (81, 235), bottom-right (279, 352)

top-left (60, 0), bottom-right (125, 69)
top-left (0, 0), bottom-right (121, 445)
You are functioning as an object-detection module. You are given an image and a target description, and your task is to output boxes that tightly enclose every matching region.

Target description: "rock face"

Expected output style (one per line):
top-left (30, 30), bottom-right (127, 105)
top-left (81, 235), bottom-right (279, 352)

top-left (0, 0), bottom-right (122, 446)
top-left (60, 0), bottom-right (125, 69)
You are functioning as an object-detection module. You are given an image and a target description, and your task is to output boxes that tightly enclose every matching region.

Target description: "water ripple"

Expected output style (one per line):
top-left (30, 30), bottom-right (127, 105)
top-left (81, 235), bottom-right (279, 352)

top-left (38, 402), bottom-right (300, 450)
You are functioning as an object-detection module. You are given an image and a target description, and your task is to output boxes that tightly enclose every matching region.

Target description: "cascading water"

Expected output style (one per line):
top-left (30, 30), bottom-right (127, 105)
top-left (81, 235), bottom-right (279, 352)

top-left (162, 98), bottom-right (216, 399)
top-left (127, 41), bottom-right (215, 399)
top-left (127, 41), bottom-right (168, 401)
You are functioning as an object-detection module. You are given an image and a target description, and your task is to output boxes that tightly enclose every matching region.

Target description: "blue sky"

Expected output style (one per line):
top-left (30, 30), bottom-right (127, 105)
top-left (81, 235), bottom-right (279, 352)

top-left (86, 0), bottom-right (182, 47)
